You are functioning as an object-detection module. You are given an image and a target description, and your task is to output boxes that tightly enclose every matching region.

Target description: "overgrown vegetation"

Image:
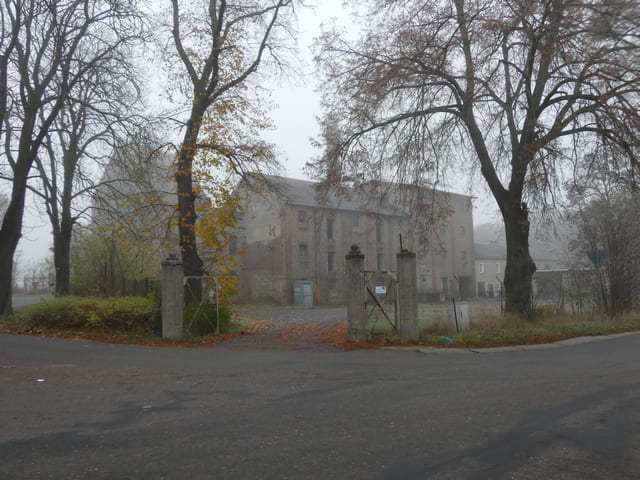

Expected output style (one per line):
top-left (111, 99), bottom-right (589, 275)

top-left (9, 297), bottom-right (161, 334)
top-left (417, 313), bottom-right (640, 348)
top-left (0, 296), bottom-right (244, 344)
top-left (361, 302), bottom-right (640, 348)
top-left (70, 227), bottom-right (163, 298)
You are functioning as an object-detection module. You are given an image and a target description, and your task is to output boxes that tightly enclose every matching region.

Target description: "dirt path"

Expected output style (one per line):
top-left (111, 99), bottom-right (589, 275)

top-left (230, 307), bottom-right (348, 351)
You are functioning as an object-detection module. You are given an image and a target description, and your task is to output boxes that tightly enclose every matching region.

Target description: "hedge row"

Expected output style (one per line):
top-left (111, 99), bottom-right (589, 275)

top-left (19, 296), bottom-right (161, 333)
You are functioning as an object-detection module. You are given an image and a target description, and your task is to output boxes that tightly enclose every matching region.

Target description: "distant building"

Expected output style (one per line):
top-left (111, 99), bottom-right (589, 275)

top-left (475, 241), bottom-right (567, 298)
top-left (232, 175), bottom-right (475, 305)
top-left (474, 243), bottom-right (506, 297)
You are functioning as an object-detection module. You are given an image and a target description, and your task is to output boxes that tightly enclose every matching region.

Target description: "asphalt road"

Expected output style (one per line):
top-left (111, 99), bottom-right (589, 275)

top-left (1, 331), bottom-right (639, 479)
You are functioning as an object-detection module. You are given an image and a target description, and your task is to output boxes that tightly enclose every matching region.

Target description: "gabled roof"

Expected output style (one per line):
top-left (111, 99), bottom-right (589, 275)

top-left (474, 242), bottom-right (565, 263)
top-left (248, 174), bottom-right (404, 216)
top-left (474, 243), bottom-right (506, 260)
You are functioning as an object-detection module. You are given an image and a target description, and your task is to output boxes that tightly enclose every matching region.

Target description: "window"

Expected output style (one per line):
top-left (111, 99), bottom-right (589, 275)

top-left (327, 217), bottom-right (334, 241)
top-left (376, 221), bottom-right (383, 243)
top-left (328, 250), bottom-right (335, 272)
top-left (299, 243), bottom-right (308, 257)
top-left (459, 225), bottom-right (465, 237)
top-left (229, 235), bottom-right (237, 255)
top-left (377, 249), bottom-right (384, 272)
top-left (496, 262), bottom-right (501, 273)
top-left (351, 213), bottom-right (360, 228)
top-left (479, 262), bottom-right (485, 274)
top-left (328, 277), bottom-right (337, 292)
top-left (298, 210), bottom-right (307, 224)
top-left (461, 250), bottom-right (467, 262)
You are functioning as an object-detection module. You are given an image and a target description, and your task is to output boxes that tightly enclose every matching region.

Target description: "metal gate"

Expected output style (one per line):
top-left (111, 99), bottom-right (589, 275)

top-left (183, 276), bottom-right (220, 335)
top-left (364, 271), bottom-right (398, 334)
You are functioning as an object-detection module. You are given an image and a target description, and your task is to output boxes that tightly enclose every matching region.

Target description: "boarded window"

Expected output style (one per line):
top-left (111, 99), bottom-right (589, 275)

top-left (327, 217), bottom-right (334, 240)
top-left (328, 250), bottom-right (335, 272)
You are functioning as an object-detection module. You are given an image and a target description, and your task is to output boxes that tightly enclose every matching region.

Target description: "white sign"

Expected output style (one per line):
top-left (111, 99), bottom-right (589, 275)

top-left (375, 285), bottom-right (387, 295)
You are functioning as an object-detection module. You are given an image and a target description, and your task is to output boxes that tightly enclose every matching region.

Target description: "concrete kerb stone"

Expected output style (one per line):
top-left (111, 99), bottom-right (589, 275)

top-left (381, 331), bottom-right (640, 354)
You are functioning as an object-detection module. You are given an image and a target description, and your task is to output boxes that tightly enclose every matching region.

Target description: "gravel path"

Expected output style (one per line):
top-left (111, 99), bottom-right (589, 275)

top-left (229, 307), bottom-right (348, 351)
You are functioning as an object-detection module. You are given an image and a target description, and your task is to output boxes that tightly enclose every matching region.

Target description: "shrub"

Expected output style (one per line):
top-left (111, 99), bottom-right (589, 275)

top-left (18, 296), bottom-right (160, 333)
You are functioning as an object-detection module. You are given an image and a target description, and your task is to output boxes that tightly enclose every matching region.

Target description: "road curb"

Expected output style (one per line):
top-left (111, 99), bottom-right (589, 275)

top-left (382, 331), bottom-right (640, 354)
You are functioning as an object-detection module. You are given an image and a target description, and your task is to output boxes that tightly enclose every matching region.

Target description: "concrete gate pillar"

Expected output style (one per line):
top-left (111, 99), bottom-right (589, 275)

top-left (345, 245), bottom-right (367, 342)
top-left (162, 253), bottom-right (184, 339)
top-left (397, 249), bottom-right (418, 342)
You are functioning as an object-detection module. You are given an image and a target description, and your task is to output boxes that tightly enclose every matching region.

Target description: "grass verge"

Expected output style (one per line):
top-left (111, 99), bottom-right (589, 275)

top-left (418, 313), bottom-right (640, 348)
top-left (0, 297), bottom-right (268, 347)
top-left (335, 312), bottom-right (640, 349)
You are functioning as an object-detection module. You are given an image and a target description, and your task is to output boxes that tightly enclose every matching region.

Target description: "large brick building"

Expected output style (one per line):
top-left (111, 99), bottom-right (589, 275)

top-left (232, 175), bottom-right (475, 305)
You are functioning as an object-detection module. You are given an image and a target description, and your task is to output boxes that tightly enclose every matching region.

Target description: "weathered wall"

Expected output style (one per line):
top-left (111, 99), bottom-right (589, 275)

top-left (233, 178), bottom-right (475, 305)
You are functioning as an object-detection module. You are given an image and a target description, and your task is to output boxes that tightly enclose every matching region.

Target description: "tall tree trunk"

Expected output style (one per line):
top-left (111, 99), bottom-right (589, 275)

top-left (176, 103), bottom-right (207, 303)
top-left (52, 146), bottom-right (76, 297)
top-left (465, 109), bottom-right (537, 316)
top-left (0, 121), bottom-right (34, 314)
top-left (0, 190), bottom-right (26, 315)
top-left (53, 218), bottom-right (72, 296)
top-left (0, 234), bottom-right (18, 315)
top-left (502, 198), bottom-right (536, 316)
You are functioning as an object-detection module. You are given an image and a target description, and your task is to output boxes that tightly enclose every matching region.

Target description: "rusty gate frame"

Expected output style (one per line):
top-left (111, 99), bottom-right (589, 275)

top-left (183, 276), bottom-right (220, 335)
top-left (364, 270), bottom-right (398, 334)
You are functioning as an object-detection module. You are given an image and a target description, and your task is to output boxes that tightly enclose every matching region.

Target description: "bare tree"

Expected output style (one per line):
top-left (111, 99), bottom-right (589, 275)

top-left (91, 133), bottom-right (178, 282)
top-left (0, 0), bottom-right (143, 314)
top-left (312, 0), bottom-right (640, 315)
top-left (567, 147), bottom-right (640, 315)
top-left (166, 0), bottom-right (295, 300)
top-left (33, 72), bottom-right (143, 296)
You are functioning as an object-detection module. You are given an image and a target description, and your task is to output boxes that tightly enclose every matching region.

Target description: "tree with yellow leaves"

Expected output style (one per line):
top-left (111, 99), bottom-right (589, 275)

top-left (165, 0), bottom-right (297, 301)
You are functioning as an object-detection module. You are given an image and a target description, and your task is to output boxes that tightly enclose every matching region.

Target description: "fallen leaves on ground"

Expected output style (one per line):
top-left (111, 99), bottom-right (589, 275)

top-left (0, 314), bottom-right (273, 348)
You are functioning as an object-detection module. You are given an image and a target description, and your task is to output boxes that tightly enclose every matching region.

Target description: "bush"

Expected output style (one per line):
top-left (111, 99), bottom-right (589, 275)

top-left (183, 301), bottom-right (232, 335)
top-left (19, 296), bottom-right (160, 333)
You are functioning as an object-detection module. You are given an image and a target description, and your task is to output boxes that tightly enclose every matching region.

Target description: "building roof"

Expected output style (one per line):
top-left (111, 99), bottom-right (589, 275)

top-left (253, 174), bottom-right (403, 215)
top-left (474, 243), bottom-right (506, 260)
top-left (474, 242), bottom-right (565, 263)
top-left (247, 174), bottom-right (471, 217)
